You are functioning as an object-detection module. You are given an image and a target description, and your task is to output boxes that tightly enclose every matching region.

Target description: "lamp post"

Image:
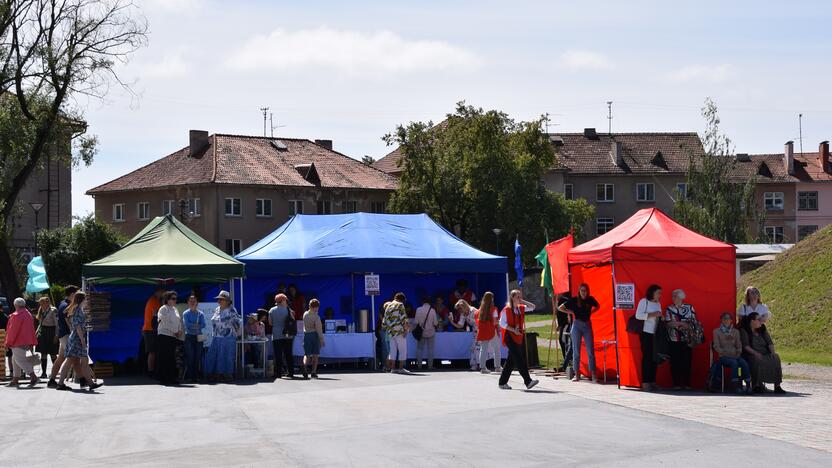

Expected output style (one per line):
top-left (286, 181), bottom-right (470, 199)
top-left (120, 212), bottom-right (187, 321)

top-left (492, 228), bottom-right (502, 254)
top-left (30, 202), bottom-right (44, 255)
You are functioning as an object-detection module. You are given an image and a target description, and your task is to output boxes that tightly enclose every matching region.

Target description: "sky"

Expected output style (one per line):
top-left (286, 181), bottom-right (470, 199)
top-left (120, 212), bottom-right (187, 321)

top-left (72, 0), bottom-right (832, 217)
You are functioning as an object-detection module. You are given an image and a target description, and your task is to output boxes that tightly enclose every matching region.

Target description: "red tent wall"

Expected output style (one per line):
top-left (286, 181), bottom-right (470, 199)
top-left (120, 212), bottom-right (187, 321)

top-left (569, 264), bottom-right (617, 380)
top-left (612, 251), bottom-right (736, 388)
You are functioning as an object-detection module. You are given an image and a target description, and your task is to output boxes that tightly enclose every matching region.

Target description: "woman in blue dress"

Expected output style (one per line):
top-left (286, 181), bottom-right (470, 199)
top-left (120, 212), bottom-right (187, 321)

top-left (56, 292), bottom-right (101, 391)
top-left (204, 290), bottom-right (241, 382)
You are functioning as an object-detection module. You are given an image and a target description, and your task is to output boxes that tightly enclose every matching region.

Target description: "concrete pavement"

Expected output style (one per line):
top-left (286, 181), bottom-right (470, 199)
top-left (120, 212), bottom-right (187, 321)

top-left (1, 371), bottom-right (830, 467)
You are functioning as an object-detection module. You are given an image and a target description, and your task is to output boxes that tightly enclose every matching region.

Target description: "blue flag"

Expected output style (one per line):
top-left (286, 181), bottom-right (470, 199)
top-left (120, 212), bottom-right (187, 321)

top-left (514, 237), bottom-right (523, 286)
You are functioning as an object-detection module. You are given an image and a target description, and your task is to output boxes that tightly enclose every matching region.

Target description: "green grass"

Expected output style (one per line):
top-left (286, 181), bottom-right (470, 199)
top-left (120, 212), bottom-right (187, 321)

top-left (739, 225), bottom-right (832, 367)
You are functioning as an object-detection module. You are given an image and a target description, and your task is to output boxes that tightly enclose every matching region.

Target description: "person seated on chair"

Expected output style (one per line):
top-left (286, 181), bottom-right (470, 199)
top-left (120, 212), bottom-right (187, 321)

top-left (740, 312), bottom-right (785, 394)
top-left (712, 312), bottom-right (752, 394)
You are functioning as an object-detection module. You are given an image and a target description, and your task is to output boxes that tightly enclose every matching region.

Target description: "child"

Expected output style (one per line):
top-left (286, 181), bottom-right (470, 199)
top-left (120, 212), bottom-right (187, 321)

top-left (302, 299), bottom-right (325, 379)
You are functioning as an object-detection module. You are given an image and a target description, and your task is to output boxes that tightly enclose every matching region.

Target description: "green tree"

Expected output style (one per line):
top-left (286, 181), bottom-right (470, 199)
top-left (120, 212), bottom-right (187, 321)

top-left (361, 155), bottom-right (376, 166)
top-left (384, 102), bottom-right (594, 264)
top-left (674, 98), bottom-right (763, 243)
top-left (0, 1), bottom-right (147, 297)
top-left (36, 215), bottom-right (125, 286)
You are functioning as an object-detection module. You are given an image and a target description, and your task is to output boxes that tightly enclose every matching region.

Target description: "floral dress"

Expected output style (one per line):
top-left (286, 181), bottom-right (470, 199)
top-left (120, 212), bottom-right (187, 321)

top-left (64, 309), bottom-right (88, 358)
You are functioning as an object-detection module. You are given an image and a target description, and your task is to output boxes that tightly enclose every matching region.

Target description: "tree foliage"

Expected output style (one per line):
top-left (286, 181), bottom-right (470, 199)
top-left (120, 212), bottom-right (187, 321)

top-left (361, 155), bottom-right (376, 166)
top-left (36, 214), bottom-right (125, 286)
top-left (384, 102), bottom-right (594, 265)
top-left (0, 0), bottom-right (147, 297)
top-left (674, 98), bottom-right (763, 243)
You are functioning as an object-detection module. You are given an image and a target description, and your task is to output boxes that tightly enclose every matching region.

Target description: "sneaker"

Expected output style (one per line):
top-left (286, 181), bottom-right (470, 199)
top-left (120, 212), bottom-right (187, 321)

top-left (55, 383), bottom-right (71, 391)
top-left (40, 372), bottom-right (47, 379)
top-left (572, 375), bottom-right (581, 382)
top-left (311, 374), bottom-right (319, 379)
top-left (7, 380), bottom-right (19, 387)
top-left (480, 369), bottom-right (491, 375)
top-left (494, 367), bottom-right (503, 374)
top-left (47, 379), bottom-right (57, 389)
top-left (525, 379), bottom-right (539, 390)
top-left (774, 386), bottom-right (786, 394)
top-left (88, 382), bottom-right (103, 391)
top-left (398, 368), bottom-right (411, 375)
top-left (499, 384), bottom-right (512, 390)
top-left (29, 376), bottom-right (39, 387)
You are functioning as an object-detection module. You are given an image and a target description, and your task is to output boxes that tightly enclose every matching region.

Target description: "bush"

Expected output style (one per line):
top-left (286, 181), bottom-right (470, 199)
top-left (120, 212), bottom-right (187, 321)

top-left (36, 215), bottom-right (125, 286)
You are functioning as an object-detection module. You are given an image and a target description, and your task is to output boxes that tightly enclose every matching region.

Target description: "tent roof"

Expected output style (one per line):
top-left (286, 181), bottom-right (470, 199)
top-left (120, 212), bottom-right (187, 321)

top-left (569, 208), bottom-right (735, 265)
top-left (236, 213), bottom-right (507, 275)
top-left (83, 215), bottom-right (244, 283)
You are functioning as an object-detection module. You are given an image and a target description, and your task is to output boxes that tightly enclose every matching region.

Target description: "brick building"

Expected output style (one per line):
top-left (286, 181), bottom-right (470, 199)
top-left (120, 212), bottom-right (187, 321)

top-left (87, 131), bottom-right (398, 254)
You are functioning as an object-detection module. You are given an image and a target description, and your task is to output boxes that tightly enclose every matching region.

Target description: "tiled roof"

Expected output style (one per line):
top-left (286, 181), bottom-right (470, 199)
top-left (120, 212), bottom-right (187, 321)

top-left (550, 132), bottom-right (705, 175)
top-left (372, 146), bottom-right (403, 175)
top-left (729, 154), bottom-right (798, 183)
top-left (87, 134), bottom-right (399, 194)
top-left (794, 151), bottom-right (832, 182)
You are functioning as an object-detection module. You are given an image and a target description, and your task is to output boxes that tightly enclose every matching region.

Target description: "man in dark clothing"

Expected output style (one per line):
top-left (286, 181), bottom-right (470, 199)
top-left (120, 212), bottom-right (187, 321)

top-left (556, 293), bottom-right (573, 372)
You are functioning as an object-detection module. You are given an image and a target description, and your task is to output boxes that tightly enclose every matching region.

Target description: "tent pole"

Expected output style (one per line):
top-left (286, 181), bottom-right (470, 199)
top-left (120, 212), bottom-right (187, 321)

top-left (610, 261), bottom-right (621, 389)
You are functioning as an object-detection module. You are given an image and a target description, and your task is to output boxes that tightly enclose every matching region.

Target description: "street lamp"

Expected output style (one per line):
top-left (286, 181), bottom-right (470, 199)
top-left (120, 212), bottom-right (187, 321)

top-left (492, 228), bottom-right (502, 254)
top-left (30, 202), bottom-right (44, 256)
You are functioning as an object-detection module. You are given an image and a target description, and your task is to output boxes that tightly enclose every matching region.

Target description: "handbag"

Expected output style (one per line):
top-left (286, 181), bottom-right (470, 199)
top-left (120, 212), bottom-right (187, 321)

top-left (626, 314), bottom-right (642, 334)
top-left (285, 310), bottom-right (298, 337)
top-left (412, 308), bottom-right (432, 341)
top-left (25, 351), bottom-right (42, 367)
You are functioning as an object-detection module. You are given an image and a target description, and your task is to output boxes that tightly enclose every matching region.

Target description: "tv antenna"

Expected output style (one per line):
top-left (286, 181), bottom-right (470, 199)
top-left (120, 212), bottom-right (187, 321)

top-left (260, 107), bottom-right (270, 136)
top-left (270, 112), bottom-right (287, 138)
top-left (799, 113), bottom-right (804, 155)
top-left (607, 101), bottom-right (613, 135)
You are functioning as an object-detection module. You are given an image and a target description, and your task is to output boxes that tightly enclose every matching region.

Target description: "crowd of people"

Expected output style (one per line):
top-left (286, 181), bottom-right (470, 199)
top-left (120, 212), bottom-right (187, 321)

top-left (551, 284), bottom-right (785, 394)
top-left (3, 278), bottom-right (786, 395)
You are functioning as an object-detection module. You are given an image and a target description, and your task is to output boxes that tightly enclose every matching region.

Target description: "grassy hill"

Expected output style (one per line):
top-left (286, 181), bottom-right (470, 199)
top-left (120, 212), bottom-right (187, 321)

top-left (738, 225), bottom-right (832, 366)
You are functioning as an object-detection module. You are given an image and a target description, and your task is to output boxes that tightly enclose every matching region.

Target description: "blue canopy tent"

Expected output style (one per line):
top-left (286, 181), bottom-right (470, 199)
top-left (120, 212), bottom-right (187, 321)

top-left (235, 213), bottom-right (508, 362)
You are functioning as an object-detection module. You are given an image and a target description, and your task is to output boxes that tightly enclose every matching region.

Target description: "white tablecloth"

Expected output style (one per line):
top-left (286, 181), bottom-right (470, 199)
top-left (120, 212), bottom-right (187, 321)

top-left (406, 332), bottom-right (507, 359)
top-left (292, 333), bottom-right (375, 358)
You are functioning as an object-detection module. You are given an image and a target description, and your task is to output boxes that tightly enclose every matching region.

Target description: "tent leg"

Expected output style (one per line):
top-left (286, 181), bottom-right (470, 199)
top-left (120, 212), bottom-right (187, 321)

top-left (611, 262), bottom-right (621, 389)
top-left (240, 277), bottom-right (245, 380)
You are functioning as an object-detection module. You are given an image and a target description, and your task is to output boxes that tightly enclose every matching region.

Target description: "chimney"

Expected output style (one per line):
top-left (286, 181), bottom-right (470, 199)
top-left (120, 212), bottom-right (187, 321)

top-left (736, 153), bottom-right (751, 162)
top-left (820, 140), bottom-right (830, 174)
top-left (611, 140), bottom-right (623, 167)
top-left (314, 139), bottom-right (333, 150)
top-left (784, 141), bottom-right (794, 175)
top-left (583, 128), bottom-right (598, 140)
top-left (189, 130), bottom-right (209, 158)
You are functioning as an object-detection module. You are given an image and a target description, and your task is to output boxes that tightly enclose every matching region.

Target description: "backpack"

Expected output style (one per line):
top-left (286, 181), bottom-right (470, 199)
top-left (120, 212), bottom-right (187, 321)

top-left (284, 309), bottom-right (298, 337)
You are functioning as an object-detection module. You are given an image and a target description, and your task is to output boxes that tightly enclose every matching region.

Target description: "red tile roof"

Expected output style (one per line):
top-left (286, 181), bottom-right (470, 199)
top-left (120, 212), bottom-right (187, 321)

top-left (551, 132), bottom-right (705, 175)
top-left (730, 151), bottom-right (832, 183)
top-left (87, 134), bottom-right (399, 194)
top-left (372, 146), bottom-right (403, 175)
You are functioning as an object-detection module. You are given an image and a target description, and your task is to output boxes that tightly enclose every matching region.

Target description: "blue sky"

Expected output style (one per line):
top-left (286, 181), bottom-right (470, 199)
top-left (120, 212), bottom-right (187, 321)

top-left (73, 0), bottom-right (832, 216)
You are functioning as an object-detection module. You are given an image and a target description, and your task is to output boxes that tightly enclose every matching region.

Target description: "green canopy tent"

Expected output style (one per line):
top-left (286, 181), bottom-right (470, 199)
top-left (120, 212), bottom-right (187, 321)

top-left (83, 214), bottom-right (244, 284)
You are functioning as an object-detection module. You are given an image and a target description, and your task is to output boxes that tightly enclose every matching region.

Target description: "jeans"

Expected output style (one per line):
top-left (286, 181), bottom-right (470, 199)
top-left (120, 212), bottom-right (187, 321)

top-left (478, 335), bottom-right (502, 371)
top-left (416, 335), bottom-right (435, 369)
top-left (272, 338), bottom-right (296, 377)
top-left (668, 340), bottom-right (692, 387)
top-left (719, 356), bottom-right (750, 383)
top-left (379, 330), bottom-right (390, 366)
top-left (571, 319), bottom-right (596, 374)
top-left (559, 323), bottom-right (573, 369)
top-left (640, 332), bottom-right (657, 384)
top-left (183, 335), bottom-right (202, 380)
top-left (498, 338), bottom-right (532, 386)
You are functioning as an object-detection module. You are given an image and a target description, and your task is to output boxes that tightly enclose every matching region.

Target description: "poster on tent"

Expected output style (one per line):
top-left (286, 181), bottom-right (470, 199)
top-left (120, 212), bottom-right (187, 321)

top-left (614, 283), bottom-right (635, 309)
top-left (364, 274), bottom-right (380, 296)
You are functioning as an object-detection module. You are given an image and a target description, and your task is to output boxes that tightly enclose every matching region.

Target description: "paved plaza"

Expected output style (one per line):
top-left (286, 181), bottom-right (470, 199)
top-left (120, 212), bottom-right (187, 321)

top-left (1, 371), bottom-right (830, 467)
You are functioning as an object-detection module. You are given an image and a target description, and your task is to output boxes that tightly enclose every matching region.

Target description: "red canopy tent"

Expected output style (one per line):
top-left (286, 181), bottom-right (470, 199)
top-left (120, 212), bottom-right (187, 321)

top-left (567, 208), bottom-right (736, 388)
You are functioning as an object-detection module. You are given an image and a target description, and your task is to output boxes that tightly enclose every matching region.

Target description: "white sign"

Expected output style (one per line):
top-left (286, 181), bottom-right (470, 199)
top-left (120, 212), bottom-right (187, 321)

top-left (615, 283), bottom-right (635, 309)
top-left (364, 274), bottom-right (380, 296)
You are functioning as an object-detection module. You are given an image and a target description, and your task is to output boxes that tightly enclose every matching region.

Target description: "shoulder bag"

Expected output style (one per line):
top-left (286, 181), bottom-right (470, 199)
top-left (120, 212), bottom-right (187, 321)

top-left (412, 308), bottom-right (432, 341)
top-left (626, 313), bottom-right (642, 334)
top-left (285, 309), bottom-right (298, 337)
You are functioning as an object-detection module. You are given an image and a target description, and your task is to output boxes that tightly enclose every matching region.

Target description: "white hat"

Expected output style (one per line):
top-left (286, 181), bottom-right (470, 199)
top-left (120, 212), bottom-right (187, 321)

top-left (215, 290), bottom-right (231, 301)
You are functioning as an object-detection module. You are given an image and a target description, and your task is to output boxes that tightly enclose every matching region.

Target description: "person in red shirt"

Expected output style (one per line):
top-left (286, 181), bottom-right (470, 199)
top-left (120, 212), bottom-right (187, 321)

top-left (497, 289), bottom-right (539, 390)
top-left (142, 287), bottom-right (164, 376)
top-left (6, 298), bottom-right (39, 387)
top-left (450, 279), bottom-right (477, 317)
top-left (287, 284), bottom-right (306, 320)
top-left (475, 292), bottom-right (502, 374)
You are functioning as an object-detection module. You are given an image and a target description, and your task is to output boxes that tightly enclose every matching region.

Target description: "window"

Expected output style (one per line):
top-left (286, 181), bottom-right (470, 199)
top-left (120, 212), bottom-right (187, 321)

top-left (798, 191), bottom-right (818, 211)
top-left (162, 200), bottom-right (175, 216)
top-left (225, 239), bottom-right (242, 256)
top-left (798, 225), bottom-right (818, 241)
top-left (344, 200), bottom-right (358, 213)
top-left (225, 197), bottom-right (242, 216)
top-left (596, 184), bottom-right (614, 202)
top-left (316, 200), bottom-right (332, 215)
top-left (636, 183), bottom-right (655, 202)
top-left (763, 192), bottom-right (784, 211)
top-left (187, 198), bottom-right (201, 217)
top-left (371, 201), bottom-right (387, 213)
top-left (764, 226), bottom-right (785, 243)
top-left (596, 217), bottom-right (614, 235)
top-left (137, 202), bottom-right (150, 220)
top-left (112, 203), bottom-right (125, 222)
top-left (676, 183), bottom-right (687, 201)
top-left (564, 184), bottom-right (574, 200)
top-left (256, 198), bottom-right (272, 217)
top-left (288, 200), bottom-right (304, 217)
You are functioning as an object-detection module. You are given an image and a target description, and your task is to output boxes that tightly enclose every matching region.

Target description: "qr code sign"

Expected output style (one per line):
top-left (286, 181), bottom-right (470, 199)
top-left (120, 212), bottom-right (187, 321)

top-left (615, 283), bottom-right (635, 309)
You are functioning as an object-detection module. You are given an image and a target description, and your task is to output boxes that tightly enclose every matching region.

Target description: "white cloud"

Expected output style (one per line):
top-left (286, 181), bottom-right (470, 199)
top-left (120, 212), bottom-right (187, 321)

top-left (135, 52), bottom-right (190, 79)
top-left (225, 27), bottom-right (481, 75)
top-left (665, 64), bottom-right (738, 83)
top-left (561, 50), bottom-right (613, 70)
